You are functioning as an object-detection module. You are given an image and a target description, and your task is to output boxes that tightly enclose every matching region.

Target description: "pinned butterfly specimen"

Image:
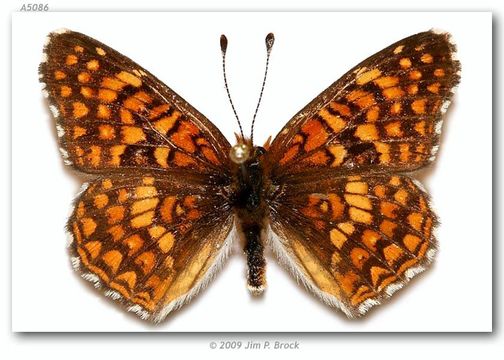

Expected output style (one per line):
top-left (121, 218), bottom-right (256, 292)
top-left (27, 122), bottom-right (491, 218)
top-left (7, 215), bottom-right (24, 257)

top-left (39, 28), bottom-right (460, 322)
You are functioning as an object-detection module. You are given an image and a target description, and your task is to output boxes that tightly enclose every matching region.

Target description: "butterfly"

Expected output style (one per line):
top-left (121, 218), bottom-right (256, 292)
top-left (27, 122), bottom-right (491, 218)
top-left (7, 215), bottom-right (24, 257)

top-left (39, 28), bottom-right (460, 323)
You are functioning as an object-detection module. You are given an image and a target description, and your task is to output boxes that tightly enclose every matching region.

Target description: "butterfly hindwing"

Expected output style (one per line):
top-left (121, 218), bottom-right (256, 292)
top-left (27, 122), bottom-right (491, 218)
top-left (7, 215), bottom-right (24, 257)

top-left (268, 174), bottom-right (437, 317)
top-left (69, 175), bottom-right (234, 322)
top-left (39, 30), bottom-right (231, 177)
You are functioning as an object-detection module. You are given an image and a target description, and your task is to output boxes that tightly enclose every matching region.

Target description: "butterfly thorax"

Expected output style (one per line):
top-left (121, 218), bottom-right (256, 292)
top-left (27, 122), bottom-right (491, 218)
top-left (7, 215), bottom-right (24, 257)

top-left (230, 145), bottom-right (269, 295)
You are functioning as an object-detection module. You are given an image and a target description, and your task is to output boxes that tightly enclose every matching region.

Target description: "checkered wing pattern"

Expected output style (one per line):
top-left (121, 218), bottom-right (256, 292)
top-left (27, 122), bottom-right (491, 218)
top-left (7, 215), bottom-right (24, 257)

top-left (265, 31), bottom-right (459, 317)
top-left (69, 175), bottom-right (233, 322)
top-left (267, 31), bottom-right (460, 180)
top-left (40, 30), bottom-right (231, 178)
top-left (269, 175), bottom-right (436, 317)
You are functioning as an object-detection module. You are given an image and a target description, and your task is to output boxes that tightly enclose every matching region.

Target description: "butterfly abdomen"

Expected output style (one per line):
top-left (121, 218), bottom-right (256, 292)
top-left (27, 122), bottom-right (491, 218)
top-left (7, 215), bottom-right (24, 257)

top-left (231, 146), bottom-right (269, 295)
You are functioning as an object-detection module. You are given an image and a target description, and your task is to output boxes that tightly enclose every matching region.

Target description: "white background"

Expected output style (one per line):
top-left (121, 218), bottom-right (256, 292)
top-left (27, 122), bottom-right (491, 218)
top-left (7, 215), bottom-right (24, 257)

top-left (11, 12), bottom-right (492, 332)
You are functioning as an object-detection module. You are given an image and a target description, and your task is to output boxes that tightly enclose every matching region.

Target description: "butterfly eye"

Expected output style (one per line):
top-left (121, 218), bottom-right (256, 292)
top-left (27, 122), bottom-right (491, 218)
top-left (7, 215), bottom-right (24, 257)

top-left (229, 143), bottom-right (251, 164)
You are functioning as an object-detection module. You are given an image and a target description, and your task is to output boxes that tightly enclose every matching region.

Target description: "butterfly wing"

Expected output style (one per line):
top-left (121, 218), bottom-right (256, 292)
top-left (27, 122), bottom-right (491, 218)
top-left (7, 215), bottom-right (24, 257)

top-left (39, 29), bottom-right (231, 178)
top-left (264, 31), bottom-right (459, 316)
top-left (268, 174), bottom-right (436, 317)
top-left (69, 175), bottom-right (234, 322)
top-left (39, 30), bottom-right (235, 321)
top-left (266, 31), bottom-right (460, 180)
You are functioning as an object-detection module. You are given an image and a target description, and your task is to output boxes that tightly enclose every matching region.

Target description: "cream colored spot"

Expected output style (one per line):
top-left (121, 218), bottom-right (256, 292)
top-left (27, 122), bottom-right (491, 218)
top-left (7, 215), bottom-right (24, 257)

top-left (375, 142), bottom-right (390, 163)
top-left (434, 68), bottom-right (445, 77)
top-left (393, 45), bottom-right (404, 54)
top-left (116, 71), bottom-right (142, 87)
top-left (349, 207), bottom-right (372, 224)
top-left (356, 68), bottom-right (382, 85)
top-left (330, 228), bottom-right (348, 249)
top-left (344, 194), bottom-right (372, 210)
top-left (149, 225), bottom-right (166, 239)
top-left (154, 147), bottom-right (170, 168)
top-left (319, 108), bottom-right (346, 133)
top-left (131, 211), bottom-right (155, 228)
top-left (337, 222), bottom-right (355, 234)
top-left (131, 198), bottom-right (159, 215)
top-left (346, 182), bottom-right (368, 194)
top-left (328, 145), bottom-right (347, 167)
top-left (158, 232), bottom-right (175, 253)
top-left (96, 47), bottom-right (106, 56)
top-left (135, 186), bottom-right (158, 198)
top-left (143, 177), bottom-right (155, 185)
top-left (154, 111), bottom-right (180, 134)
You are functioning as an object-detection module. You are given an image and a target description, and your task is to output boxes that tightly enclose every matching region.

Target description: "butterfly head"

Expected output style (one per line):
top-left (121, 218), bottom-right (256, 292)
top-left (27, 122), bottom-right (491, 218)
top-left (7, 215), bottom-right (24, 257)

top-left (230, 135), bottom-right (267, 165)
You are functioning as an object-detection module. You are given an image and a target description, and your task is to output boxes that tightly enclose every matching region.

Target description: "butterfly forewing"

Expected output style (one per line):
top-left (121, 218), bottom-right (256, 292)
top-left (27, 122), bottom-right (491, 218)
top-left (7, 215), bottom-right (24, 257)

top-left (267, 31), bottom-right (460, 180)
top-left (39, 30), bottom-right (231, 178)
top-left (69, 175), bottom-right (234, 322)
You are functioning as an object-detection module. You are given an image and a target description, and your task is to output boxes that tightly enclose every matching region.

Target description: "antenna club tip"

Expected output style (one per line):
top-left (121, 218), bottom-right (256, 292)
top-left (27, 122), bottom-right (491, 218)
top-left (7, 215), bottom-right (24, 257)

top-left (265, 33), bottom-right (275, 51)
top-left (220, 34), bottom-right (228, 53)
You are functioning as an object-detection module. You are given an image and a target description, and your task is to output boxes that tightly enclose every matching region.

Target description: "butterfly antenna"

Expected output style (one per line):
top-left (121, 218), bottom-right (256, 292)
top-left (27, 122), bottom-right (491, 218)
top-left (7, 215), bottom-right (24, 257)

top-left (220, 34), bottom-right (245, 141)
top-left (250, 33), bottom-right (275, 146)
